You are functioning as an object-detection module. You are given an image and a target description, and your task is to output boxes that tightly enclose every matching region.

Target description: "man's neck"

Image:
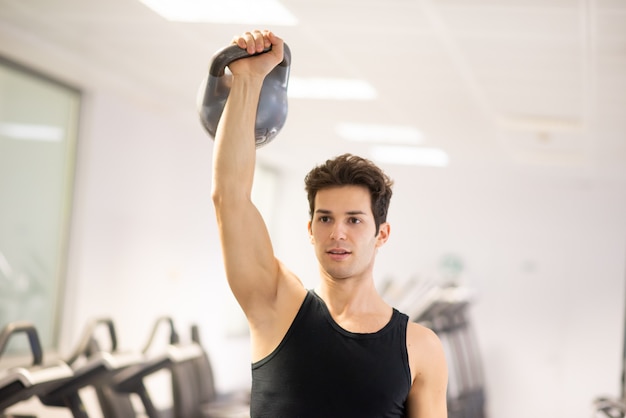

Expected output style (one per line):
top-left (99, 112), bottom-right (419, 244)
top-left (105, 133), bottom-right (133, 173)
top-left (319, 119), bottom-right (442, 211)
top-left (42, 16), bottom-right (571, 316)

top-left (315, 277), bottom-right (392, 333)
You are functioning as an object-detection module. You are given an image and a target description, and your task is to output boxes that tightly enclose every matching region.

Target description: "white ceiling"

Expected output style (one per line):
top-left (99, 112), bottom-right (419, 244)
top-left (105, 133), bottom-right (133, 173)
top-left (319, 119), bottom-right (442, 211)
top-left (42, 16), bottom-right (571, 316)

top-left (1, 0), bottom-right (625, 177)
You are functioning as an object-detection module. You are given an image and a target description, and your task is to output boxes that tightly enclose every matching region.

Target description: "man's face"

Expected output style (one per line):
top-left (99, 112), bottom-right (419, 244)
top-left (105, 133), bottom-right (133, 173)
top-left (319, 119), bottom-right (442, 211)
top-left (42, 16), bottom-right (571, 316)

top-left (307, 185), bottom-right (389, 281)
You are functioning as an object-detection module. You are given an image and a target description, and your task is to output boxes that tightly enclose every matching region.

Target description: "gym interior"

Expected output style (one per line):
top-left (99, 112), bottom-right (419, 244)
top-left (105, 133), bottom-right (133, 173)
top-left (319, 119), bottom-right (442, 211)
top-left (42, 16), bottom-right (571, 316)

top-left (1, 1), bottom-right (626, 417)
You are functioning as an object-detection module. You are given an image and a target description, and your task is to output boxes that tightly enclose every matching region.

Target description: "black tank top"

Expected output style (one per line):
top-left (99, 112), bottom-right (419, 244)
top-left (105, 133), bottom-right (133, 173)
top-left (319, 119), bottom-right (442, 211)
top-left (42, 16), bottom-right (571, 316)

top-left (250, 290), bottom-right (412, 418)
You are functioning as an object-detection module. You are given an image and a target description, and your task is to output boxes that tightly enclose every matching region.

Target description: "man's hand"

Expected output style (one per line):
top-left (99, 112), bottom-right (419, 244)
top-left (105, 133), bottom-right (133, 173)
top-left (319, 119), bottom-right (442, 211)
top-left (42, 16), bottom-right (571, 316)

top-left (229, 30), bottom-right (284, 79)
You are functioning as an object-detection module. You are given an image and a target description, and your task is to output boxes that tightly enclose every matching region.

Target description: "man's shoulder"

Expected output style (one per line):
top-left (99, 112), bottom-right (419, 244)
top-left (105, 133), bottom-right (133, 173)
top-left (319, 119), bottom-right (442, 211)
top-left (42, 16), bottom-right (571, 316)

top-left (406, 321), bottom-right (443, 351)
top-left (405, 320), bottom-right (447, 385)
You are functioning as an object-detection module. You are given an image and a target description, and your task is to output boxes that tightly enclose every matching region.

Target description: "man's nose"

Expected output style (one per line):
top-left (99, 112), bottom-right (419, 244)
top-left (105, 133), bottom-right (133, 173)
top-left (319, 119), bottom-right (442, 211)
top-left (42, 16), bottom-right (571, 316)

top-left (330, 224), bottom-right (346, 240)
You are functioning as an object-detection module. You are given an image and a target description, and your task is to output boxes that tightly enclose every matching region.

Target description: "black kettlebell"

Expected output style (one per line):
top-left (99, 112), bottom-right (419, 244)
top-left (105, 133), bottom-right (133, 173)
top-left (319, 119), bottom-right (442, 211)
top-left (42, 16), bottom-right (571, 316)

top-left (198, 43), bottom-right (291, 148)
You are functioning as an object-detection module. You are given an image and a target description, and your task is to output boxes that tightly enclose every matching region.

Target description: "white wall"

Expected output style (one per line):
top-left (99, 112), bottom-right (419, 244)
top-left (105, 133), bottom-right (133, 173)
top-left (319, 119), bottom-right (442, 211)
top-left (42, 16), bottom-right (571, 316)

top-left (2, 26), bottom-right (626, 418)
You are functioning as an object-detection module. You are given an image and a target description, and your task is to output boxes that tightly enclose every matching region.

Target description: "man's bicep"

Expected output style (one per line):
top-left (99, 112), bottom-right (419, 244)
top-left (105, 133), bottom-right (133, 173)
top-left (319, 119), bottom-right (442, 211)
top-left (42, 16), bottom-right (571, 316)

top-left (405, 326), bottom-right (449, 418)
top-left (405, 370), bottom-right (448, 418)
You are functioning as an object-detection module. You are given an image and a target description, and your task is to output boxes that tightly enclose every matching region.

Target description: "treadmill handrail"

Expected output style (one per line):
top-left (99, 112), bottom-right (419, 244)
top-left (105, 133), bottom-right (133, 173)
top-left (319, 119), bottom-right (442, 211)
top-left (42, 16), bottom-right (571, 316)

top-left (142, 316), bottom-right (180, 354)
top-left (0, 321), bottom-right (43, 366)
top-left (66, 317), bottom-right (118, 365)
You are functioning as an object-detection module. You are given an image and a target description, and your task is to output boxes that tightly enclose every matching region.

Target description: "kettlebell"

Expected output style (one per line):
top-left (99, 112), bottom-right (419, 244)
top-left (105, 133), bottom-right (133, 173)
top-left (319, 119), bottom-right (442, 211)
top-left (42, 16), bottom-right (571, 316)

top-left (198, 43), bottom-right (291, 148)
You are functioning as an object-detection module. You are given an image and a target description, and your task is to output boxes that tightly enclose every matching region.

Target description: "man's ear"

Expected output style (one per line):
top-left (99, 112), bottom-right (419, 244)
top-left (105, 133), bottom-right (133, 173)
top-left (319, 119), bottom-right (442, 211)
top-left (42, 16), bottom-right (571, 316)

top-left (375, 222), bottom-right (391, 247)
top-left (307, 221), bottom-right (314, 243)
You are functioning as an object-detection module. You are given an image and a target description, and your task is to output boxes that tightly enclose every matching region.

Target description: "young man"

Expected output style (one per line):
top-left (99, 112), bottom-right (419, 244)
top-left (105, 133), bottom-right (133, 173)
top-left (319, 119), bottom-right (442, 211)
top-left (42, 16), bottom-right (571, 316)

top-left (211, 29), bottom-right (448, 417)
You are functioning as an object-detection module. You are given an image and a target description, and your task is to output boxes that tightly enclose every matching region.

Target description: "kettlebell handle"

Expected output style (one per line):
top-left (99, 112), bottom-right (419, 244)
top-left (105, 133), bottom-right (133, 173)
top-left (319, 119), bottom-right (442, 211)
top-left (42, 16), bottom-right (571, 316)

top-left (209, 43), bottom-right (291, 77)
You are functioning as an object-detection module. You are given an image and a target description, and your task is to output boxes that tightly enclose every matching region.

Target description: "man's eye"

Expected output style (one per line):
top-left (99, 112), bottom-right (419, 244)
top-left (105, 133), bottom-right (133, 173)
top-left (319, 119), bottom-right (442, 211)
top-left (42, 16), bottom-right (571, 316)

top-left (319, 216), bottom-right (331, 223)
top-left (349, 217), bottom-right (361, 224)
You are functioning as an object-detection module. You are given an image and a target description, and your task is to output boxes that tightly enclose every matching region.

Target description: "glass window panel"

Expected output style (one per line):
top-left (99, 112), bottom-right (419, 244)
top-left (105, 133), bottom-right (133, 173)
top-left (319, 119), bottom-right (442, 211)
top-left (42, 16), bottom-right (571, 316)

top-left (0, 58), bottom-right (80, 353)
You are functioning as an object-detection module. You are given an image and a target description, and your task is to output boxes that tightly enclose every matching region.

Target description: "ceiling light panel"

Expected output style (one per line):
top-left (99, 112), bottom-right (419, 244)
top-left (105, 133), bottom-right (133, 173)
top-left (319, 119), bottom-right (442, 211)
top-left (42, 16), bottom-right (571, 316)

top-left (138, 0), bottom-right (298, 25)
top-left (370, 145), bottom-right (449, 167)
top-left (336, 123), bottom-right (424, 144)
top-left (288, 77), bottom-right (377, 100)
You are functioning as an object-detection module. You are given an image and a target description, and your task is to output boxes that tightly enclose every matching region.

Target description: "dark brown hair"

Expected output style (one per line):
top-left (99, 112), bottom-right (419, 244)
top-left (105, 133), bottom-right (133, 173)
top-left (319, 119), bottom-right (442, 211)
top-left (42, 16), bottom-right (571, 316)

top-left (304, 153), bottom-right (394, 235)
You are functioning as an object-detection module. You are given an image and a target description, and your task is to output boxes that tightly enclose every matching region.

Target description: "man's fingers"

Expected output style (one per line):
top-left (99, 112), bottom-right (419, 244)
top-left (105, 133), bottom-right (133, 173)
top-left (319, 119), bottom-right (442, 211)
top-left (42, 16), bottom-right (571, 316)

top-left (251, 30), bottom-right (266, 53)
top-left (233, 30), bottom-right (279, 55)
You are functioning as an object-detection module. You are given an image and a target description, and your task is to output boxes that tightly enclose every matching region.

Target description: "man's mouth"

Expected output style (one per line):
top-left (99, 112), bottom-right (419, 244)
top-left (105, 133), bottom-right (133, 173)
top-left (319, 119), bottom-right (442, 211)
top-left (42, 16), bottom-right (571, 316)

top-left (327, 249), bottom-right (351, 259)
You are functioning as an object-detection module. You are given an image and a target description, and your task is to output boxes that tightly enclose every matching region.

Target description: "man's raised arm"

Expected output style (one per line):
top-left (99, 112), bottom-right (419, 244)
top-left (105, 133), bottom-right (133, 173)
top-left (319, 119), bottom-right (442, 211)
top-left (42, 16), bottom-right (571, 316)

top-left (211, 30), bottom-right (285, 315)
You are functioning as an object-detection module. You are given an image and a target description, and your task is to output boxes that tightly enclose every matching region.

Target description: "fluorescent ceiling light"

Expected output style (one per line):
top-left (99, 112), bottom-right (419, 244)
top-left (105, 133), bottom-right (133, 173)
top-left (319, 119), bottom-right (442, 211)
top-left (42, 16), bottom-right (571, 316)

top-left (336, 123), bottom-right (423, 144)
top-left (288, 77), bottom-right (377, 100)
top-left (138, 0), bottom-right (298, 25)
top-left (0, 123), bottom-right (64, 142)
top-left (370, 145), bottom-right (449, 167)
